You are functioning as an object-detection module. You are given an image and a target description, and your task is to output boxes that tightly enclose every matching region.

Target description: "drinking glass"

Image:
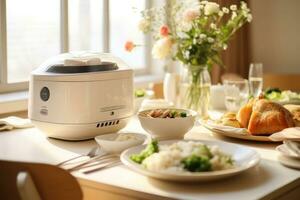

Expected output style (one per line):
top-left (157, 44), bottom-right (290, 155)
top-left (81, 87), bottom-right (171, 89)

top-left (224, 80), bottom-right (249, 112)
top-left (249, 63), bottom-right (263, 97)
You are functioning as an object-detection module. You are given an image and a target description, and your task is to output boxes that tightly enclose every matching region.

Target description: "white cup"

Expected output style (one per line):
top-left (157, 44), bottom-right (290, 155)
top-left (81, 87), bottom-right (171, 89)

top-left (210, 84), bottom-right (226, 110)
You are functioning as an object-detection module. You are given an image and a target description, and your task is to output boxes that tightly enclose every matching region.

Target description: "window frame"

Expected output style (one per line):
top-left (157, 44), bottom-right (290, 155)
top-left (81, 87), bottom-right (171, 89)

top-left (0, 0), bottom-right (152, 94)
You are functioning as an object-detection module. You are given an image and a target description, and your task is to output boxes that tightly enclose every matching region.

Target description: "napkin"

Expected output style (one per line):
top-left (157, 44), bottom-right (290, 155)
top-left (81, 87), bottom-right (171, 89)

top-left (283, 140), bottom-right (300, 157)
top-left (269, 127), bottom-right (300, 141)
top-left (202, 120), bottom-right (248, 135)
top-left (64, 57), bottom-right (101, 66)
top-left (0, 116), bottom-right (34, 131)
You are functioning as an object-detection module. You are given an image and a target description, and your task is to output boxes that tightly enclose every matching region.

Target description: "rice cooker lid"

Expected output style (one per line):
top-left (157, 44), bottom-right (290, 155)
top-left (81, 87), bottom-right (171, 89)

top-left (46, 62), bottom-right (118, 74)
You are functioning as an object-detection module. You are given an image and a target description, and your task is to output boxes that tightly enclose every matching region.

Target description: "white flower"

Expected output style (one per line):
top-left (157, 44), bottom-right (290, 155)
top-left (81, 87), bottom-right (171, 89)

top-left (247, 14), bottom-right (253, 22)
top-left (138, 19), bottom-right (150, 33)
top-left (223, 44), bottom-right (228, 50)
top-left (222, 7), bottom-right (229, 14)
top-left (183, 9), bottom-right (200, 22)
top-left (184, 51), bottom-right (190, 59)
top-left (207, 37), bottom-right (214, 43)
top-left (199, 34), bottom-right (207, 39)
top-left (151, 37), bottom-right (173, 59)
top-left (231, 11), bottom-right (237, 19)
top-left (193, 38), bottom-right (197, 44)
top-left (241, 1), bottom-right (247, 10)
top-left (230, 5), bottom-right (237, 11)
top-left (210, 23), bottom-right (217, 29)
top-left (204, 2), bottom-right (220, 15)
top-left (218, 11), bottom-right (224, 17)
top-left (200, 1), bottom-right (208, 4)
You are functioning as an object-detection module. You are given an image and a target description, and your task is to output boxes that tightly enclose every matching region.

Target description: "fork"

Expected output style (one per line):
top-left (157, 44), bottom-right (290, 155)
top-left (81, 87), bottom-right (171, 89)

top-left (67, 153), bottom-right (119, 172)
top-left (82, 159), bottom-right (122, 174)
top-left (56, 146), bottom-right (98, 167)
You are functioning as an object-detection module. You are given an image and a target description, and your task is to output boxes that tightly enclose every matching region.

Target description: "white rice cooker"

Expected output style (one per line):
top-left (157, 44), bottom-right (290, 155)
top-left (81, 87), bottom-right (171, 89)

top-left (28, 52), bottom-right (134, 140)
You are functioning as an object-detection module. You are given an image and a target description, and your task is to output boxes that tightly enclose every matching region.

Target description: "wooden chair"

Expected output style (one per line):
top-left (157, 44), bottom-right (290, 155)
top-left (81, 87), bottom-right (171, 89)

top-left (263, 74), bottom-right (300, 92)
top-left (0, 160), bottom-right (83, 200)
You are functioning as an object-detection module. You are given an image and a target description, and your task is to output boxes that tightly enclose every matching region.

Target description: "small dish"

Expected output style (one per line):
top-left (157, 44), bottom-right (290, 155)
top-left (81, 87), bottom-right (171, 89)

top-left (121, 139), bottom-right (260, 182)
top-left (95, 132), bottom-right (147, 154)
top-left (138, 108), bottom-right (197, 140)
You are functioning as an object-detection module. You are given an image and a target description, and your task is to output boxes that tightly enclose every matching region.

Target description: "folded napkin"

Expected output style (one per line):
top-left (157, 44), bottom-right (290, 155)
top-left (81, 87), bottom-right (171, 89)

top-left (283, 140), bottom-right (300, 157)
top-left (64, 57), bottom-right (101, 66)
top-left (0, 116), bottom-right (34, 131)
top-left (201, 120), bottom-right (248, 135)
top-left (269, 127), bottom-right (300, 141)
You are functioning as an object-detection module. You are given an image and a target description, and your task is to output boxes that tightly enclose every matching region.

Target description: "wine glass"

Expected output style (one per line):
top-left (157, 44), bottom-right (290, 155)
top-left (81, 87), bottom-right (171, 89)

top-left (249, 63), bottom-right (263, 97)
top-left (224, 79), bottom-right (249, 112)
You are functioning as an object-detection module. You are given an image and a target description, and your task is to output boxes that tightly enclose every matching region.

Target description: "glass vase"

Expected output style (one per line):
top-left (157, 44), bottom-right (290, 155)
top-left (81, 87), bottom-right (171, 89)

top-left (179, 66), bottom-right (211, 118)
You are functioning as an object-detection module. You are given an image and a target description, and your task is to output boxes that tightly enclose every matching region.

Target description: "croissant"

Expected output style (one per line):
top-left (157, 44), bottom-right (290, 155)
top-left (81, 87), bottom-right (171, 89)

top-left (238, 99), bottom-right (294, 135)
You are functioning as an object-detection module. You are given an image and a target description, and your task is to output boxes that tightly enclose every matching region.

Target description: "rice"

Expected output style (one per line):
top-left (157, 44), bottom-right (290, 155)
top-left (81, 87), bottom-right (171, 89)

top-left (142, 141), bottom-right (234, 172)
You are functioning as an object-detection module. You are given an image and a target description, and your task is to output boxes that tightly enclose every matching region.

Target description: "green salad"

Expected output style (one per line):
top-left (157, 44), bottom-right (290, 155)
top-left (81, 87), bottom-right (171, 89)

top-left (264, 88), bottom-right (300, 103)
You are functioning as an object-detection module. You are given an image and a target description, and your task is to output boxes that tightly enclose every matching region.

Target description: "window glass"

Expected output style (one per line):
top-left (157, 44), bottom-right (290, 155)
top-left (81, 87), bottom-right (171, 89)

top-left (109, 0), bottom-right (147, 69)
top-left (68, 0), bottom-right (104, 52)
top-left (6, 0), bottom-right (60, 83)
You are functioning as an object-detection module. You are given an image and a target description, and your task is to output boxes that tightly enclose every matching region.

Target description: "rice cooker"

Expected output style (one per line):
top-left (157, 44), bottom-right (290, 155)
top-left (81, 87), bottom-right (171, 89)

top-left (28, 52), bottom-right (134, 140)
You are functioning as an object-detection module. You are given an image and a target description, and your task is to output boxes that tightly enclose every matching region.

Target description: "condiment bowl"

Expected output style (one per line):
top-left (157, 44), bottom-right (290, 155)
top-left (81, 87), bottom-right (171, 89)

top-left (95, 132), bottom-right (147, 154)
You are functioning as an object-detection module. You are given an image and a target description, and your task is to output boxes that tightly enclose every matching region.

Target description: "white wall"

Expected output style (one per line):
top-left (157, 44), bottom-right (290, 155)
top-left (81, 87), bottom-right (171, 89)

top-left (249, 0), bottom-right (300, 74)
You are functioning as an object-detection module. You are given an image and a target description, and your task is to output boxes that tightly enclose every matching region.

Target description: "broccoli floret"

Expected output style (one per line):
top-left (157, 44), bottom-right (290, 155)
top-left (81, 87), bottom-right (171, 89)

top-left (130, 140), bottom-right (159, 164)
top-left (181, 155), bottom-right (212, 172)
top-left (196, 145), bottom-right (213, 159)
top-left (180, 112), bottom-right (187, 118)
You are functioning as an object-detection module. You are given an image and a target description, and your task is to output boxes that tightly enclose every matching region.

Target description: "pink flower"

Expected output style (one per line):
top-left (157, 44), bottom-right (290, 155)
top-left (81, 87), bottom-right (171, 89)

top-left (183, 9), bottom-right (200, 22)
top-left (124, 41), bottom-right (136, 52)
top-left (160, 25), bottom-right (169, 37)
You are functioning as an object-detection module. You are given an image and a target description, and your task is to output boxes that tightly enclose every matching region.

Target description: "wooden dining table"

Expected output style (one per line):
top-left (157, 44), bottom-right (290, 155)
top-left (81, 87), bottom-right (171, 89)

top-left (0, 114), bottom-right (300, 200)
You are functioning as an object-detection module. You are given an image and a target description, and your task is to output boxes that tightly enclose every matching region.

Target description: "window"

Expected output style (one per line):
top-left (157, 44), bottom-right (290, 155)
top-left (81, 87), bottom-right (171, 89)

top-left (0, 0), bottom-right (150, 93)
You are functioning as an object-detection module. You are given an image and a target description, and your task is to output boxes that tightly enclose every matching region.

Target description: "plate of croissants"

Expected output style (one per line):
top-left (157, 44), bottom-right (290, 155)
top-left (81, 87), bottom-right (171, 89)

top-left (201, 98), bottom-right (300, 142)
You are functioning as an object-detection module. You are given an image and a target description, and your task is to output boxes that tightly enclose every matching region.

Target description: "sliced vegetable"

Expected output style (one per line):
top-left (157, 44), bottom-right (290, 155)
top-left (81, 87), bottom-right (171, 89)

top-left (265, 87), bottom-right (281, 95)
top-left (135, 89), bottom-right (146, 98)
top-left (130, 140), bottom-right (159, 164)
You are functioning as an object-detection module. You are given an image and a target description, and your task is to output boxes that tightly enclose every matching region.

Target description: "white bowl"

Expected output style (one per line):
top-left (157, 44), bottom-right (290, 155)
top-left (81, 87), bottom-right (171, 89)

top-left (95, 132), bottom-right (147, 154)
top-left (138, 108), bottom-right (197, 140)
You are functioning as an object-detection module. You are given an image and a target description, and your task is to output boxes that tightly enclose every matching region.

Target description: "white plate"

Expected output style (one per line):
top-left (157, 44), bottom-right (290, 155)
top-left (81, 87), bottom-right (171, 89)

top-left (201, 121), bottom-right (277, 142)
top-left (276, 144), bottom-right (300, 160)
top-left (121, 140), bottom-right (260, 182)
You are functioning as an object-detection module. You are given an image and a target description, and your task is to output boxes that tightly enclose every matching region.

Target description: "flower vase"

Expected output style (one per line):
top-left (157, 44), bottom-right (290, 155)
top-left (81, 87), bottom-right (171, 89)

top-left (179, 66), bottom-right (211, 117)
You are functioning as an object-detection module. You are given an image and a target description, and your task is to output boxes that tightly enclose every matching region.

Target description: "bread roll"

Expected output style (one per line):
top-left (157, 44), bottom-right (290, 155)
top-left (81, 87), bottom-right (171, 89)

top-left (284, 104), bottom-right (300, 127)
top-left (237, 99), bottom-right (255, 128)
top-left (248, 99), bottom-right (294, 135)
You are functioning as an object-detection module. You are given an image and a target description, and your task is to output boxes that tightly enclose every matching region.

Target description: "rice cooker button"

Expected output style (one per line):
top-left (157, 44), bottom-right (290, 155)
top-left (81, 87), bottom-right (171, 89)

top-left (40, 87), bottom-right (50, 101)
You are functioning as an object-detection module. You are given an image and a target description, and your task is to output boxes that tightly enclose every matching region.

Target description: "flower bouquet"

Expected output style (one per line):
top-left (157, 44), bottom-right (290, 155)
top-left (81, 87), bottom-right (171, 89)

top-left (126, 0), bottom-right (252, 116)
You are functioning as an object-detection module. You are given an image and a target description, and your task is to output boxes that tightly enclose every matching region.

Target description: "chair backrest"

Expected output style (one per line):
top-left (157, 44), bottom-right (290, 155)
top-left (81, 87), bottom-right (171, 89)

top-left (0, 160), bottom-right (83, 200)
top-left (263, 74), bottom-right (300, 92)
